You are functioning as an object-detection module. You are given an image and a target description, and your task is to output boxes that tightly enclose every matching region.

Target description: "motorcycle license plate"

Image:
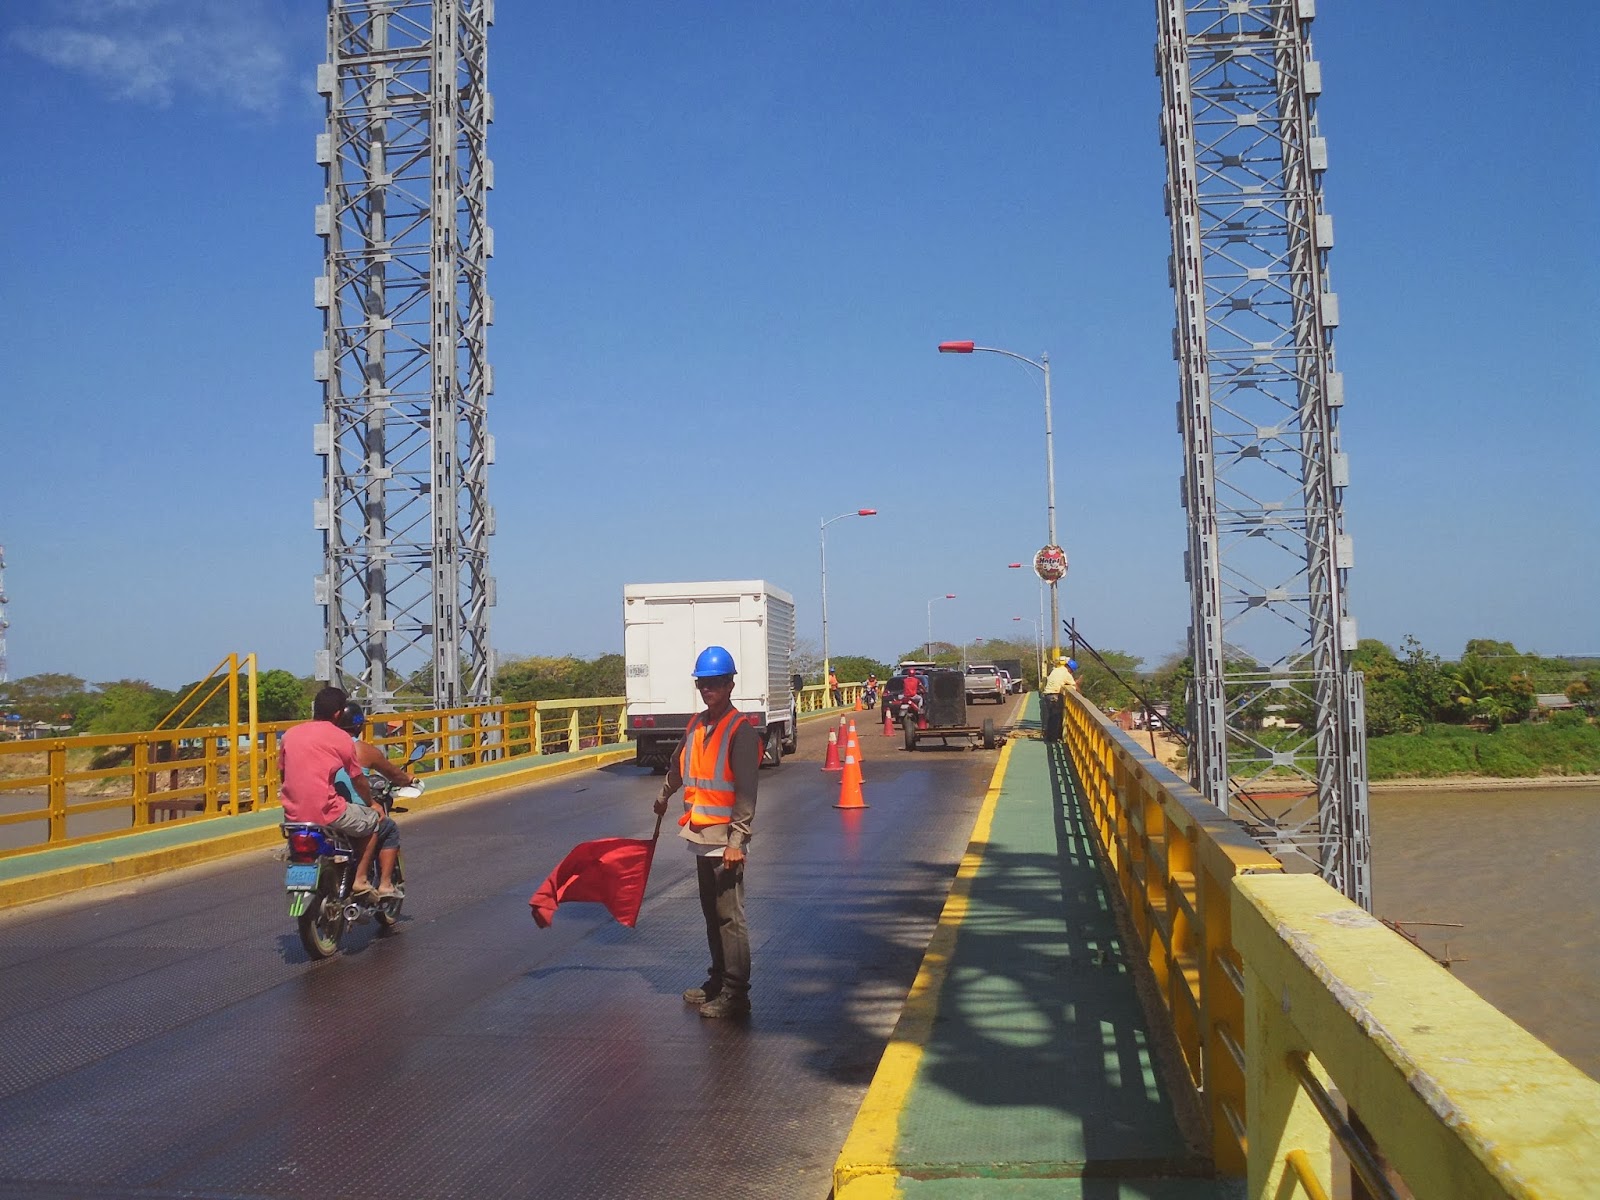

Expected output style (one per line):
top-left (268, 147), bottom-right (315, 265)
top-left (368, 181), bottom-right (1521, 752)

top-left (285, 863), bottom-right (321, 891)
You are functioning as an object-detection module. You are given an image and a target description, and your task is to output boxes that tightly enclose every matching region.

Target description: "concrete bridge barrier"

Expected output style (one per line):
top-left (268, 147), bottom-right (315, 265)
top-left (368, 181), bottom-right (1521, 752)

top-left (1062, 692), bottom-right (1600, 1198)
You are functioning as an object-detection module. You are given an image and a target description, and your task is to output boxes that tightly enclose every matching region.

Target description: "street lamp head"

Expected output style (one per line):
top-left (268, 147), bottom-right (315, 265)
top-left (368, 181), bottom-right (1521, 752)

top-left (1007, 562), bottom-right (1022, 569)
top-left (945, 593), bottom-right (956, 599)
top-left (938, 341), bottom-right (976, 354)
top-left (857, 509), bottom-right (877, 517)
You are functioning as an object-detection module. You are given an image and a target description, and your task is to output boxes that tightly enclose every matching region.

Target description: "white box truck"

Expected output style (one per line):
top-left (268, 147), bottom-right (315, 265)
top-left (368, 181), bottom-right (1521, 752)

top-left (623, 580), bottom-right (797, 771)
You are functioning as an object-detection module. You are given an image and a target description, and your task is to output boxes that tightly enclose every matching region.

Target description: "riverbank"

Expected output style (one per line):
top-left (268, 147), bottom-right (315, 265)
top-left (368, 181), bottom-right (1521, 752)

top-left (1134, 730), bottom-right (1600, 794)
top-left (1370, 773), bottom-right (1600, 793)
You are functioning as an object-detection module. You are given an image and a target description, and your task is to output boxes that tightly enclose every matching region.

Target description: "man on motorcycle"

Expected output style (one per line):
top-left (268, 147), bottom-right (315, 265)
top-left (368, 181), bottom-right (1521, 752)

top-left (900, 669), bottom-right (925, 718)
top-left (330, 701), bottom-right (412, 899)
top-left (280, 687), bottom-right (387, 898)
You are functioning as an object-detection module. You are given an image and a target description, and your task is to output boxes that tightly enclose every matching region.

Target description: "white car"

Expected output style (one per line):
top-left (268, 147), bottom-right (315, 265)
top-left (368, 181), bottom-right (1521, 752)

top-left (964, 665), bottom-right (1007, 704)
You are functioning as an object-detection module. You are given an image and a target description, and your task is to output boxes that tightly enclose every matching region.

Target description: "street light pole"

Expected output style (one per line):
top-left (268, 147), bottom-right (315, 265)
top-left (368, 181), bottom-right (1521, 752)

top-left (941, 341), bottom-right (1061, 656)
top-left (820, 508), bottom-right (877, 689)
top-left (925, 593), bottom-right (955, 659)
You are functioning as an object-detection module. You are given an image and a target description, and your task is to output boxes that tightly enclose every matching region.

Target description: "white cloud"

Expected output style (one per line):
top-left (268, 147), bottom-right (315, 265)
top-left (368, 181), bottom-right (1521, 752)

top-left (9, 0), bottom-right (293, 114)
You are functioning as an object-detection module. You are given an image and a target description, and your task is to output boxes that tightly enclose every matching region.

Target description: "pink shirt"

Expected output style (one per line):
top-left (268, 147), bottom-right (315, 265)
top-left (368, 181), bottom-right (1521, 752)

top-left (279, 720), bottom-right (364, 824)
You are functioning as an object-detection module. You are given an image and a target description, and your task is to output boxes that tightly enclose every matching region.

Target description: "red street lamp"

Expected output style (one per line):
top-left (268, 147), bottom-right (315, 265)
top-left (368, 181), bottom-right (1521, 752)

top-left (942, 340), bottom-right (1060, 654)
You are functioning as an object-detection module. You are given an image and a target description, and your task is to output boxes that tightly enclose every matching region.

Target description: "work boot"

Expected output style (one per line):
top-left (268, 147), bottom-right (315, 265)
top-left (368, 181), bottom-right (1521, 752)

top-left (698, 992), bottom-right (750, 1020)
top-left (682, 980), bottom-right (720, 1005)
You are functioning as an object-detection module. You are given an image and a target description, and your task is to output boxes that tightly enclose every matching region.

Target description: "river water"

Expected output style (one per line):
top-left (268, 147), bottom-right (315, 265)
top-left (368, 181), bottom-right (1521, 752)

top-left (1369, 782), bottom-right (1600, 1081)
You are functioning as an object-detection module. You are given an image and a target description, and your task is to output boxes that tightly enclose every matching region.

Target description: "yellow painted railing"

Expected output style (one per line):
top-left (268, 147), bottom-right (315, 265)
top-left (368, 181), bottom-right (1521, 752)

top-left (0, 696), bottom-right (626, 860)
top-left (1063, 689), bottom-right (1281, 1177)
top-left (1062, 692), bottom-right (1600, 1198)
top-left (797, 682), bottom-right (867, 712)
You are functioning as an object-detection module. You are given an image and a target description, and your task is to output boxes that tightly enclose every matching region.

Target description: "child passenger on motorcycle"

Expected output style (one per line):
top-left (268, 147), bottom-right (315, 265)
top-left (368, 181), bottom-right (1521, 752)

top-left (330, 701), bottom-right (416, 899)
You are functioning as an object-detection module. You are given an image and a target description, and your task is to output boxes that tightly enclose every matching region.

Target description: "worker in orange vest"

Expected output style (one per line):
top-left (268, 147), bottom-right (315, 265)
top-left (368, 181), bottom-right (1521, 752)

top-left (654, 645), bottom-right (759, 1019)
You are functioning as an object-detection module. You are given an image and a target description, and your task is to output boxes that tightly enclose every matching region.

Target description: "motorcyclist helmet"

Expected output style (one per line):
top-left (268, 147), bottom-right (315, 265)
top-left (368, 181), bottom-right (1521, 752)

top-left (335, 701), bottom-right (366, 733)
top-left (692, 645), bottom-right (737, 678)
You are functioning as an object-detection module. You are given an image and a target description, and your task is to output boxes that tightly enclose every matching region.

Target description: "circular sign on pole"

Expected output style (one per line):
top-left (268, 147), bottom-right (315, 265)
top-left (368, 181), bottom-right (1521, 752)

top-left (1033, 544), bottom-right (1068, 583)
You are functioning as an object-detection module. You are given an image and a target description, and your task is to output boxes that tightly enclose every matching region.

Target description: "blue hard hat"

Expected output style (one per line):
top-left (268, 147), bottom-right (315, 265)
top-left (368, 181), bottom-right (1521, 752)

top-left (1066, 659), bottom-right (1078, 671)
top-left (692, 645), bottom-right (737, 678)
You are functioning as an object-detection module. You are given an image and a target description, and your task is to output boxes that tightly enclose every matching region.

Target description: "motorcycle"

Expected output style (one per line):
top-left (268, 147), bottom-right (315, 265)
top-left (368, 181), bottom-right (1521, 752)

top-left (883, 687), bottom-right (925, 729)
top-left (282, 742), bottom-right (428, 959)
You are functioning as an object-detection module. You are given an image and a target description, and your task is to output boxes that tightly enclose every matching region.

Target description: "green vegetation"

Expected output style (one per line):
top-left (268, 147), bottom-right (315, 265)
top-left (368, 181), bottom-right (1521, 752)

top-left (1369, 716), bottom-right (1600, 780)
top-left (0, 668), bottom-right (317, 734)
top-left (6, 635), bottom-right (1594, 784)
top-left (496, 654), bottom-right (623, 702)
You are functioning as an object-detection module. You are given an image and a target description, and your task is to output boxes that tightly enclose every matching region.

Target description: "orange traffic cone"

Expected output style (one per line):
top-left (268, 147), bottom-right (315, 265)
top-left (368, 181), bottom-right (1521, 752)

top-left (835, 727), bottom-right (868, 810)
top-left (882, 705), bottom-right (894, 736)
top-left (822, 728), bottom-right (842, 772)
top-left (852, 695), bottom-right (863, 712)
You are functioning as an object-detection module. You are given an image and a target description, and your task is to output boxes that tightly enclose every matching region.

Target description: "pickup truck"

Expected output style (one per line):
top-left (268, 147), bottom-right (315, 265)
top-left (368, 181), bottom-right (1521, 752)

top-left (964, 665), bottom-right (1007, 704)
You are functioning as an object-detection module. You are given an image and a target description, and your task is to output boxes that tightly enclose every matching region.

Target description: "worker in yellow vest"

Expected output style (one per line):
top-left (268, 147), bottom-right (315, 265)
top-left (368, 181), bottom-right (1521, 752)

top-left (654, 645), bottom-right (759, 1019)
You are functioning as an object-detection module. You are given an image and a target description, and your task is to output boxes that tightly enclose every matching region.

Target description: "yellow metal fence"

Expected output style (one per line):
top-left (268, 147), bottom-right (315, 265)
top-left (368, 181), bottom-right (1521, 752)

top-left (0, 696), bottom-right (627, 860)
top-left (1062, 692), bottom-right (1600, 1199)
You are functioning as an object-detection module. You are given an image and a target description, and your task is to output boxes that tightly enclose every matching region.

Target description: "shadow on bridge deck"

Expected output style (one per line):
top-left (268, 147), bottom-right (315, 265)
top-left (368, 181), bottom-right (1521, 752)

top-left (835, 697), bottom-right (1230, 1199)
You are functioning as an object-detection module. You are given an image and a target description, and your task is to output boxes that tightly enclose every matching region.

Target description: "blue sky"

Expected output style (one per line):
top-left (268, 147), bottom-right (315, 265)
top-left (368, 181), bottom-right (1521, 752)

top-left (2, 0), bottom-right (1596, 687)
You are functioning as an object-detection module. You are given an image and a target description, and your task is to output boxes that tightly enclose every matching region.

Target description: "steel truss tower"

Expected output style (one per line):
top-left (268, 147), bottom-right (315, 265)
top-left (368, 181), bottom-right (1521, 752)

top-left (314, 0), bottom-right (496, 710)
top-left (1156, 0), bottom-right (1370, 908)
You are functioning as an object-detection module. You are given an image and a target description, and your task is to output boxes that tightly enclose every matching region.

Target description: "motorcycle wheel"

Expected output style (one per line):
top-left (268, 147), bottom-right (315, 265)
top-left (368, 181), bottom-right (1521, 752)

top-left (298, 885), bottom-right (345, 959)
top-left (376, 860), bottom-right (403, 929)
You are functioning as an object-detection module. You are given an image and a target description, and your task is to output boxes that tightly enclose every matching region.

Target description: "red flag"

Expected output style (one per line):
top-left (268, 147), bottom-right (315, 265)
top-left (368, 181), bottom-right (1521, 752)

top-left (529, 834), bottom-right (659, 929)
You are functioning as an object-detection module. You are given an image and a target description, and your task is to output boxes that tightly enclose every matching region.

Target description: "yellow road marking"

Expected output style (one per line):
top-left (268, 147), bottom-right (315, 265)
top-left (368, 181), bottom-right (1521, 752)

top-left (833, 737), bottom-right (1016, 1198)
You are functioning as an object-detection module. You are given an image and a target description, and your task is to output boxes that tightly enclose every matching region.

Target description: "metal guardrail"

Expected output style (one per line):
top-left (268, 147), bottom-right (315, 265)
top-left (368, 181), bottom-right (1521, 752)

top-left (0, 680), bottom-right (870, 859)
top-left (0, 696), bottom-right (627, 859)
top-left (1062, 689), bottom-right (1280, 1177)
top-left (1061, 692), bottom-right (1600, 1197)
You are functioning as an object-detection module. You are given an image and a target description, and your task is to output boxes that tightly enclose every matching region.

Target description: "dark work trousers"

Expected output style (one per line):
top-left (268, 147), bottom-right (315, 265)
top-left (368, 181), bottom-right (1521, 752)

top-left (1042, 693), bottom-right (1064, 742)
top-left (696, 856), bottom-right (750, 997)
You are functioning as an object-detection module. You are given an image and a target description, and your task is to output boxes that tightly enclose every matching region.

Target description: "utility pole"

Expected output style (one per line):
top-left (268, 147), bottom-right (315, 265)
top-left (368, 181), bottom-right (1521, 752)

top-left (1156, 0), bottom-right (1369, 908)
top-left (314, 0), bottom-right (496, 710)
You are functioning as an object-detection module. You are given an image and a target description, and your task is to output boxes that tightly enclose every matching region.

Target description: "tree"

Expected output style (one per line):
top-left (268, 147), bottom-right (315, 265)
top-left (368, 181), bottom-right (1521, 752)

top-left (1073, 651), bottom-right (1143, 710)
top-left (1349, 639), bottom-right (1408, 736)
top-left (828, 655), bottom-right (893, 684)
top-left (81, 680), bottom-right (173, 735)
top-left (1148, 650), bottom-right (1193, 717)
top-left (0, 673), bottom-right (93, 724)
top-left (497, 654), bottom-right (626, 703)
top-left (1398, 635), bottom-right (1453, 728)
top-left (257, 670), bottom-right (312, 722)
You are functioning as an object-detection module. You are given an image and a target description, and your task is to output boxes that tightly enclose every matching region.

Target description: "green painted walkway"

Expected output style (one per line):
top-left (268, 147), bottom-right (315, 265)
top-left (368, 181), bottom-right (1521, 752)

top-left (837, 697), bottom-right (1230, 1198)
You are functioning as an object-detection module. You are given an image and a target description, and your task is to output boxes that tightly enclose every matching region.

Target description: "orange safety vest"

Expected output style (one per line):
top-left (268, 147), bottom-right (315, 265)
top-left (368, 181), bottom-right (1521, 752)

top-left (678, 707), bottom-right (749, 829)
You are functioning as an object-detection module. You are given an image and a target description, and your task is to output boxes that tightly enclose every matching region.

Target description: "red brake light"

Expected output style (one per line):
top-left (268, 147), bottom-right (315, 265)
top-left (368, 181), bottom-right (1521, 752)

top-left (288, 831), bottom-right (321, 862)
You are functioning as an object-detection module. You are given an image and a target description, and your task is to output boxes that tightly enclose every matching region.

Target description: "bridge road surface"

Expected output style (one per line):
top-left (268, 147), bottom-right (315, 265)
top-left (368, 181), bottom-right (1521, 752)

top-left (0, 703), bottom-right (1019, 1199)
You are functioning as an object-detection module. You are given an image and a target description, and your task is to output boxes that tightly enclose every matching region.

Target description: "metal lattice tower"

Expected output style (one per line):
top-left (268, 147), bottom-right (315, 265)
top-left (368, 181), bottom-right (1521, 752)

top-left (0, 544), bottom-right (9, 684)
top-left (1156, 0), bottom-right (1370, 908)
top-left (313, 0), bottom-right (496, 710)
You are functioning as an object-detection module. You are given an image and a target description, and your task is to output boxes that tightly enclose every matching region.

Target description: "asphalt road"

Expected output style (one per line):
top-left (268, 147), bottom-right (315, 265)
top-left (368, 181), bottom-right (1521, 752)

top-left (0, 701), bottom-right (1019, 1199)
